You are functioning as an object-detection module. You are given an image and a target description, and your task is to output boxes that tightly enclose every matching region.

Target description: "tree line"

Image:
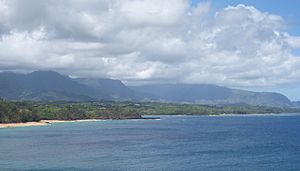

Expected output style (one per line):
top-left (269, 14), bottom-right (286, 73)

top-left (1, 99), bottom-right (300, 123)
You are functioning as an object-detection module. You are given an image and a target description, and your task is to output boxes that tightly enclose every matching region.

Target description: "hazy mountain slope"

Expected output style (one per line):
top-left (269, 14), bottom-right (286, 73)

top-left (0, 71), bottom-right (106, 101)
top-left (130, 84), bottom-right (292, 107)
top-left (130, 84), bottom-right (231, 101)
top-left (0, 71), bottom-right (140, 101)
top-left (21, 91), bottom-right (94, 101)
top-left (228, 89), bottom-right (292, 107)
top-left (75, 78), bottom-right (143, 100)
top-left (22, 71), bottom-right (93, 95)
top-left (0, 71), bottom-right (294, 107)
top-left (0, 72), bottom-right (24, 99)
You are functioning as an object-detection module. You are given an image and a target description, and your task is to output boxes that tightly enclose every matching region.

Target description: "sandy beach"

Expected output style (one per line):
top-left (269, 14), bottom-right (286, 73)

top-left (0, 121), bottom-right (49, 129)
top-left (0, 119), bottom-right (104, 129)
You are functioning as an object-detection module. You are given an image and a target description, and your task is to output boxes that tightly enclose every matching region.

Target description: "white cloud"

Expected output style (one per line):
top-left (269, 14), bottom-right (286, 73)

top-left (117, 0), bottom-right (188, 26)
top-left (286, 34), bottom-right (300, 48)
top-left (0, 0), bottom-right (300, 87)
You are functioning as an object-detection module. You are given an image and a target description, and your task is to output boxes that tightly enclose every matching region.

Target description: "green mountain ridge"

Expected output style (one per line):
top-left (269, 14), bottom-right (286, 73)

top-left (0, 71), bottom-right (124, 101)
top-left (130, 84), bottom-right (293, 107)
top-left (0, 71), bottom-right (296, 107)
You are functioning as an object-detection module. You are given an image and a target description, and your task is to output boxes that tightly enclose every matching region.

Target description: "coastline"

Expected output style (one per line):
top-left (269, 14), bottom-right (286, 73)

top-left (0, 121), bottom-right (49, 129)
top-left (0, 119), bottom-right (105, 129)
top-left (0, 116), bottom-right (161, 129)
top-left (1, 113), bottom-right (298, 129)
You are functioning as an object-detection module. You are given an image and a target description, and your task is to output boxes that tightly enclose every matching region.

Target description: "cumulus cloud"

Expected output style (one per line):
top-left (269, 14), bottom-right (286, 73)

top-left (0, 0), bottom-right (300, 87)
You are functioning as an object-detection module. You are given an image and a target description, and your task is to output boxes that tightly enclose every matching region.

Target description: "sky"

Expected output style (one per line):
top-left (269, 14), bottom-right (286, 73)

top-left (0, 0), bottom-right (300, 100)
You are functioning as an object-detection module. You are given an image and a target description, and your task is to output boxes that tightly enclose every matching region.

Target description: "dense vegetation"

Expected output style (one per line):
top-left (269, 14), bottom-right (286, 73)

top-left (1, 99), bottom-right (300, 123)
top-left (0, 100), bottom-right (141, 123)
top-left (135, 102), bottom-right (300, 115)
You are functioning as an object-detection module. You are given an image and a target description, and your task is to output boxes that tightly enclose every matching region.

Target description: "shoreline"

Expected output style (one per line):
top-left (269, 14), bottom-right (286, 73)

top-left (0, 119), bottom-right (106, 129)
top-left (0, 121), bottom-right (49, 129)
top-left (1, 113), bottom-right (298, 129)
top-left (0, 117), bottom-right (155, 129)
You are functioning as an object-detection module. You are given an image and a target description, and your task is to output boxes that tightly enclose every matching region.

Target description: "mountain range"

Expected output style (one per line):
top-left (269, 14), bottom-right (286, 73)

top-left (0, 71), bottom-right (296, 107)
top-left (130, 84), bottom-right (293, 107)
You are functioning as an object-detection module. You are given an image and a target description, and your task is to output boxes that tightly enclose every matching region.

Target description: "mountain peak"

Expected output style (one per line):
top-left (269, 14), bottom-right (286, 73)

top-left (28, 70), bottom-right (65, 77)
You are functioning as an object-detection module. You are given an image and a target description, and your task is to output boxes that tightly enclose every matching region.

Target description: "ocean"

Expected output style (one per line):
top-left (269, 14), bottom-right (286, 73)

top-left (0, 114), bottom-right (300, 171)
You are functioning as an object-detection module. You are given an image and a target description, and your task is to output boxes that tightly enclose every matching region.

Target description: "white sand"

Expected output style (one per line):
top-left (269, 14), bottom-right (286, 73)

top-left (0, 119), bottom-right (105, 129)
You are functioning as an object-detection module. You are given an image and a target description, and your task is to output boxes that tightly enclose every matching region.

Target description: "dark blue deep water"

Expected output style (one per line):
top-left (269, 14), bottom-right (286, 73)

top-left (0, 114), bottom-right (300, 171)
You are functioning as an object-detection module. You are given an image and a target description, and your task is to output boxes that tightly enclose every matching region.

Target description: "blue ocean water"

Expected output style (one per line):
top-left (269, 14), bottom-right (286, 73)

top-left (0, 114), bottom-right (300, 171)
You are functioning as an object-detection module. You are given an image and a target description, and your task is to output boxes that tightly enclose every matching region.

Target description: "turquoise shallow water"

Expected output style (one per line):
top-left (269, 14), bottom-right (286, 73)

top-left (0, 114), bottom-right (300, 171)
